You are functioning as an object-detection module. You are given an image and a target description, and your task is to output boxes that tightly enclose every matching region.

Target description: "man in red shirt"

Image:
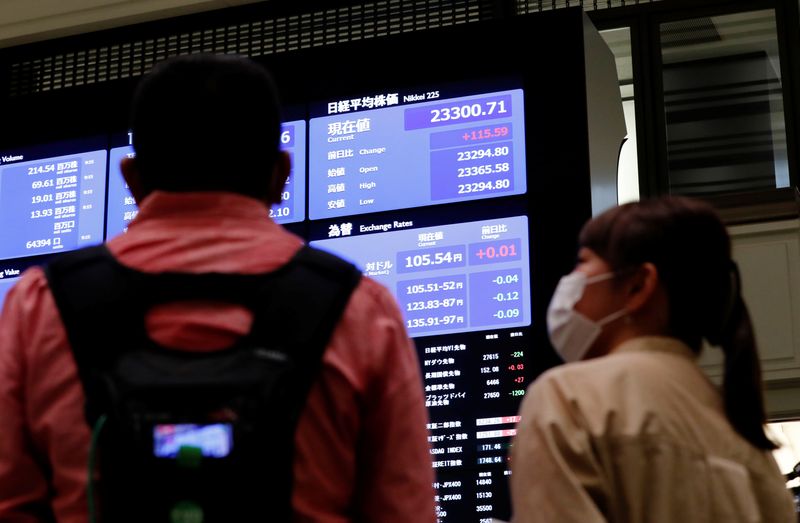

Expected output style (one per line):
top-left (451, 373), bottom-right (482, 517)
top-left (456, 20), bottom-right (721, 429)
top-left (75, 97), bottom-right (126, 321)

top-left (0, 54), bottom-right (436, 522)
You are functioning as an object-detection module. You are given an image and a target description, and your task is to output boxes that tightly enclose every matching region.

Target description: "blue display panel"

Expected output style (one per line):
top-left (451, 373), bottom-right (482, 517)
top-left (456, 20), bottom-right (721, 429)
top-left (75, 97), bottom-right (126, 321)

top-left (105, 120), bottom-right (307, 237)
top-left (0, 277), bottom-right (16, 313)
top-left (0, 144), bottom-right (107, 259)
top-left (272, 121), bottom-right (307, 223)
top-left (311, 216), bottom-right (531, 337)
top-left (106, 144), bottom-right (137, 237)
top-left (309, 89), bottom-right (526, 219)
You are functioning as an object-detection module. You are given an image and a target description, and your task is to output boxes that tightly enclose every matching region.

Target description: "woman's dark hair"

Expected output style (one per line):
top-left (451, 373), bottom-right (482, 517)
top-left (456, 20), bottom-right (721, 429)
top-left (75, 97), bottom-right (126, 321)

top-left (579, 196), bottom-right (775, 450)
top-left (130, 53), bottom-right (282, 199)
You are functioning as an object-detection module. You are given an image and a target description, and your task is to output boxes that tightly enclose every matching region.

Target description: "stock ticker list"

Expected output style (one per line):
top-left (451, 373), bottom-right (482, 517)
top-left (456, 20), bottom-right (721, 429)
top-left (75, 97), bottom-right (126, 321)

top-left (309, 89), bottom-right (527, 220)
top-left (311, 215), bottom-right (531, 521)
top-left (0, 150), bottom-right (107, 261)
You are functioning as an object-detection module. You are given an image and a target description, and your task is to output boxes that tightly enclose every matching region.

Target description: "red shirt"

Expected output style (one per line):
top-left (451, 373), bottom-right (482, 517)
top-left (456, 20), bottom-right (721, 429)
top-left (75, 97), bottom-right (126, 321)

top-left (0, 191), bottom-right (436, 523)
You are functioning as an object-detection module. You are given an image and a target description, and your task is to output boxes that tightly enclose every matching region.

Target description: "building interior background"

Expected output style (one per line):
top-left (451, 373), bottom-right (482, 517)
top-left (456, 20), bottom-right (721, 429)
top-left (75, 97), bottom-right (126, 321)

top-left (1, 0), bottom-right (800, 508)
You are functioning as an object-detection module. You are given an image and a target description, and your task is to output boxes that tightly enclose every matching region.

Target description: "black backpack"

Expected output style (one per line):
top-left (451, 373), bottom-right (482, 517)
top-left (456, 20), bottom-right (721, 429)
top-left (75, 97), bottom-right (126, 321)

top-left (45, 244), bottom-right (361, 523)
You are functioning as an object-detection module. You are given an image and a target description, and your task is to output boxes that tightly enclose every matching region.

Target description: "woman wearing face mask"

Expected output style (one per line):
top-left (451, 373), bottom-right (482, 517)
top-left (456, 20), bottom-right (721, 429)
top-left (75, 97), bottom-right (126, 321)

top-left (509, 197), bottom-right (794, 523)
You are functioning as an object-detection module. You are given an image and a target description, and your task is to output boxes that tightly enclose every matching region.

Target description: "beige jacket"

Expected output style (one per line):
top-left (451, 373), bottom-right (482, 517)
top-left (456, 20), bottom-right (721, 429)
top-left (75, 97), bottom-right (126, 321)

top-left (510, 336), bottom-right (795, 523)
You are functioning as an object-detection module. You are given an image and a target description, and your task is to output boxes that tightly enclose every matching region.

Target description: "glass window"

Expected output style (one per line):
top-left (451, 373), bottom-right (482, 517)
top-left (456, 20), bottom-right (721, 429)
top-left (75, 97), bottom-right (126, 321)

top-left (660, 10), bottom-right (789, 197)
top-left (600, 26), bottom-right (639, 204)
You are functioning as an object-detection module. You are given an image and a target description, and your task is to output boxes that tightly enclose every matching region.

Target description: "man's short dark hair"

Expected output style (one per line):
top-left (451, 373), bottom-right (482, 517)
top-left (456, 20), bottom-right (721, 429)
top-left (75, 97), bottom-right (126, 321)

top-left (130, 54), bottom-right (282, 199)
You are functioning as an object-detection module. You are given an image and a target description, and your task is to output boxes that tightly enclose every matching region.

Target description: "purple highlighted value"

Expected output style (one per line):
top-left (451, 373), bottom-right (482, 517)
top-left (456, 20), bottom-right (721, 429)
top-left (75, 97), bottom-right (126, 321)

top-left (469, 269), bottom-right (524, 327)
top-left (468, 238), bottom-right (522, 266)
top-left (397, 245), bottom-right (467, 274)
top-left (404, 94), bottom-right (513, 131)
top-left (430, 148), bottom-right (514, 200)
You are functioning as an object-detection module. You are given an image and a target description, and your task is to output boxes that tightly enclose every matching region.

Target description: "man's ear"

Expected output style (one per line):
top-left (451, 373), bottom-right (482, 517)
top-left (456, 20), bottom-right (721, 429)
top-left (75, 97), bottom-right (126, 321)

top-left (625, 262), bottom-right (660, 314)
top-left (267, 151), bottom-right (291, 206)
top-left (120, 156), bottom-right (150, 204)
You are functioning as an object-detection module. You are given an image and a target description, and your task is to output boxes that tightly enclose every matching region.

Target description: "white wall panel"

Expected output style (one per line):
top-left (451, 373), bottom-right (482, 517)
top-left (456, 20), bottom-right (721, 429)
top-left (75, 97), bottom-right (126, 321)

top-left (697, 219), bottom-right (800, 418)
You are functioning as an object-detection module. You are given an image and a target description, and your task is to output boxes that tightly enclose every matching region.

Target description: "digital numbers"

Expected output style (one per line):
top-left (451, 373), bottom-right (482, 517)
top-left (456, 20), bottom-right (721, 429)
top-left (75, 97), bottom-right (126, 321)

top-left (456, 163), bottom-right (511, 178)
top-left (494, 291), bottom-right (520, 302)
top-left (25, 239), bottom-right (52, 249)
top-left (269, 207), bottom-right (290, 218)
top-left (398, 246), bottom-right (467, 274)
top-left (280, 130), bottom-right (292, 144)
top-left (1, 149), bottom-right (107, 262)
top-left (457, 179), bottom-right (511, 194)
top-left (27, 164), bottom-right (55, 175)
top-left (405, 280), bottom-right (464, 295)
top-left (494, 274), bottom-right (519, 285)
top-left (430, 100), bottom-right (508, 123)
top-left (475, 243), bottom-right (517, 261)
top-left (494, 308), bottom-right (520, 319)
top-left (406, 298), bottom-right (464, 311)
top-left (31, 194), bottom-right (54, 204)
top-left (462, 126), bottom-right (510, 142)
top-left (456, 146), bottom-right (510, 162)
top-left (30, 209), bottom-right (54, 219)
top-left (407, 315), bottom-right (465, 329)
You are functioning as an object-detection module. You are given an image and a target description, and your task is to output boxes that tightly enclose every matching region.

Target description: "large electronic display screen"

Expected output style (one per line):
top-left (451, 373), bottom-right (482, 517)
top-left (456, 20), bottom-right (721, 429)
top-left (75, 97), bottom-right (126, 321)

top-left (308, 81), bottom-right (532, 523)
top-left (0, 79), bottom-right (537, 523)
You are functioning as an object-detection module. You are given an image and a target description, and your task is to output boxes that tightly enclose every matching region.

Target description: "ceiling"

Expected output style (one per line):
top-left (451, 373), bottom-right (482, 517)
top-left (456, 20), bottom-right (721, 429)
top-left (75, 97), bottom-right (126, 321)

top-left (0, 0), bottom-right (264, 49)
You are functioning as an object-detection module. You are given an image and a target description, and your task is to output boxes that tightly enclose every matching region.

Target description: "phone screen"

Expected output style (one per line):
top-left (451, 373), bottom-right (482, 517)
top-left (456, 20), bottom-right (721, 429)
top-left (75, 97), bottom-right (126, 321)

top-left (153, 423), bottom-right (233, 458)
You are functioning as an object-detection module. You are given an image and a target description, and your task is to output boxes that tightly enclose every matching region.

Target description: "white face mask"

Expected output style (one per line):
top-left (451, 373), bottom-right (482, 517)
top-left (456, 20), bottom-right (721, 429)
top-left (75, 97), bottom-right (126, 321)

top-left (546, 271), bottom-right (628, 363)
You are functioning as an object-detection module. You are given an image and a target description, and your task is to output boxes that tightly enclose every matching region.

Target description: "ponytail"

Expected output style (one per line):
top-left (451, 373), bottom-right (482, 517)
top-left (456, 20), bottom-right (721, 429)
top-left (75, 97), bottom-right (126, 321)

top-left (707, 263), bottom-right (776, 450)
